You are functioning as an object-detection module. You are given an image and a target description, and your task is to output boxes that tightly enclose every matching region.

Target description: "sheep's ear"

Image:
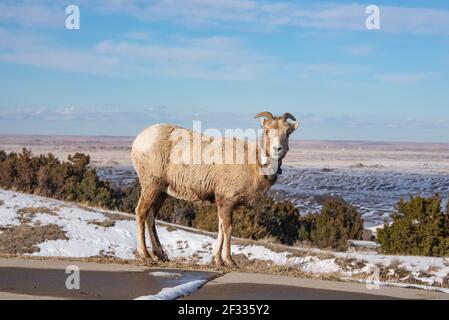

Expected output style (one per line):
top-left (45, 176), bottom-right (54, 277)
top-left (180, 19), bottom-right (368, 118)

top-left (288, 121), bottom-right (299, 133)
top-left (260, 118), bottom-right (266, 126)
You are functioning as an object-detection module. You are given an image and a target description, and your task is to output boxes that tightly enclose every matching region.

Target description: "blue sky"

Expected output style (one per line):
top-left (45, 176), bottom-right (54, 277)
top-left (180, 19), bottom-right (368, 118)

top-left (0, 0), bottom-right (448, 142)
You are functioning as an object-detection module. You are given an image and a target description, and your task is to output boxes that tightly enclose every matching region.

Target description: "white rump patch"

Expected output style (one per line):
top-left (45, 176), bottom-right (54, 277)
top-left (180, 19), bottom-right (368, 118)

top-left (132, 124), bottom-right (162, 154)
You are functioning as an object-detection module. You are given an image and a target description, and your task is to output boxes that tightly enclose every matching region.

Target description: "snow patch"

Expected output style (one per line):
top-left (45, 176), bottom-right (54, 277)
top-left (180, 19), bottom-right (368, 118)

top-left (149, 271), bottom-right (183, 279)
top-left (135, 280), bottom-right (207, 300)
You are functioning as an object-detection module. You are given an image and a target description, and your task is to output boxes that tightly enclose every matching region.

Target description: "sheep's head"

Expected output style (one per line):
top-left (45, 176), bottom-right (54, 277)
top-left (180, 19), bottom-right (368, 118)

top-left (255, 111), bottom-right (299, 163)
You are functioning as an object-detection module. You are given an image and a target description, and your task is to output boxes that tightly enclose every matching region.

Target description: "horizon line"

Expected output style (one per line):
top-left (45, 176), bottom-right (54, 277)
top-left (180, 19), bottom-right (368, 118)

top-left (1, 133), bottom-right (448, 145)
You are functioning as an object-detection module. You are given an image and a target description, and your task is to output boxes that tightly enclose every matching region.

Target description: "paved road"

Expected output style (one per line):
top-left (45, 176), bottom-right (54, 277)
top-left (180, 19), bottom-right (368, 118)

top-left (0, 258), bottom-right (447, 300)
top-left (184, 272), bottom-right (448, 300)
top-left (0, 258), bottom-right (216, 300)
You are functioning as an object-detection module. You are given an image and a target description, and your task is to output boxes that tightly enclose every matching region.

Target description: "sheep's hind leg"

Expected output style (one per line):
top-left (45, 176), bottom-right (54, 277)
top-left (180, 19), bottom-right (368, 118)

top-left (146, 193), bottom-right (169, 262)
top-left (135, 189), bottom-right (159, 260)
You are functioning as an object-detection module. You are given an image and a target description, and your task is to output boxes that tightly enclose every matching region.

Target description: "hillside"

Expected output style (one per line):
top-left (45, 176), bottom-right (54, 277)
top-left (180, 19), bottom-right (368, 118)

top-left (1, 188), bottom-right (448, 293)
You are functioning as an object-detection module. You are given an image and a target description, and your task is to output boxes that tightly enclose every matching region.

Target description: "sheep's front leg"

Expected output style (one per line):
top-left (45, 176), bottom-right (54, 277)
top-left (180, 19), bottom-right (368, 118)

top-left (213, 218), bottom-right (224, 266)
top-left (219, 203), bottom-right (238, 268)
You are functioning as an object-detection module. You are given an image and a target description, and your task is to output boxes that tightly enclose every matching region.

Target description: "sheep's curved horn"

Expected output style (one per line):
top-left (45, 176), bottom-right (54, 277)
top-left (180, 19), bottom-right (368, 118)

top-left (282, 112), bottom-right (296, 122)
top-left (255, 112), bottom-right (274, 120)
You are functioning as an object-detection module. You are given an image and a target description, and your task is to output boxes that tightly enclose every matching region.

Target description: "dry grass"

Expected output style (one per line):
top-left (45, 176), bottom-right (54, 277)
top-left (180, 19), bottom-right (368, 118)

top-left (427, 265), bottom-right (440, 273)
top-left (387, 259), bottom-right (402, 269)
top-left (88, 219), bottom-right (116, 228)
top-left (165, 226), bottom-right (178, 232)
top-left (87, 211), bottom-right (133, 228)
top-left (16, 206), bottom-right (58, 224)
top-left (335, 257), bottom-right (367, 271)
top-left (102, 213), bottom-right (133, 221)
top-left (0, 224), bottom-right (68, 254)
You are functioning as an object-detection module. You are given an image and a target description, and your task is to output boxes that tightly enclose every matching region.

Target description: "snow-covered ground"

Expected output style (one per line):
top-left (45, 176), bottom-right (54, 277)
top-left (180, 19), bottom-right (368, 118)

top-left (135, 280), bottom-right (208, 300)
top-left (273, 166), bottom-right (449, 228)
top-left (0, 188), bottom-right (448, 293)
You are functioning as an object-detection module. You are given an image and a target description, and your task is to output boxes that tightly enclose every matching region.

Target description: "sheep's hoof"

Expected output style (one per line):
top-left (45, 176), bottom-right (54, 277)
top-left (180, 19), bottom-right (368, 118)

top-left (153, 250), bottom-right (170, 262)
top-left (137, 249), bottom-right (152, 260)
top-left (224, 258), bottom-right (238, 268)
top-left (214, 257), bottom-right (224, 267)
top-left (137, 252), bottom-right (154, 265)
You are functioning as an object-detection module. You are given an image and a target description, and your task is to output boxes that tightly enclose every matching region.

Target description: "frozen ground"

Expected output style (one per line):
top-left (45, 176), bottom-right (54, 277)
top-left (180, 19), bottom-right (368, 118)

top-left (0, 189), bottom-right (448, 293)
top-left (273, 166), bottom-right (449, 228)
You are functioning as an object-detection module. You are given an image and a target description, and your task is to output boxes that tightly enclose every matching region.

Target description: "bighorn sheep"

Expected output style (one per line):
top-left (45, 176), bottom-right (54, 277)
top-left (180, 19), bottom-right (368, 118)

top-left (131, 112), bottom-right (299, 267)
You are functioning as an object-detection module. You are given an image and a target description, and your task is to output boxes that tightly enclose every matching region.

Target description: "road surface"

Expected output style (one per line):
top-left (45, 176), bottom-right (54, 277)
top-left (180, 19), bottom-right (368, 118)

top-left (0, 258), bottom-right (447, 300)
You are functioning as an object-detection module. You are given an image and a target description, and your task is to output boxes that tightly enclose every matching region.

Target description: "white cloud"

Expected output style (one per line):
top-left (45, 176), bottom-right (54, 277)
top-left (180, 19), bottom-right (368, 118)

top-left (0, 49), bottom-right (120, 75)
top-left (380, 6), bottom-right (449, 35)
top-left (0, 2), bottom-right (65, 28)
top-left (0, 106), bottom-right (258, 132)
top-left (0, 26), bottom-right (272, 79)
top-left (92, 1), bottom-right (449, 35)
top-left (0, 27), bottom-right (118, 75)
top-left (374, 73), bottom-right (432, 85)
top-left (93, 36), bottom-right (274, 80)
top-left (2, 1), bottom-right (449, 35)
top-left (300, 113), bottom-right (449, 131)
top-left (0, 2), bottom-right (446, 80)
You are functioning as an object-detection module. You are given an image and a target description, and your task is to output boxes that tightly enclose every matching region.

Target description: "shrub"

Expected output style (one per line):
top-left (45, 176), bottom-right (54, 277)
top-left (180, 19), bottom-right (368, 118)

top-left (297, 197), bottom-right (364, 251)
top-left (159, 197), bottom-right (196, 226)
top-left (0, 149), bottom-right (116, 209)
top-left (190, 202), bottom-right (217, 231)
top-left (191, 198), bottom-right (301, 243)
top-left (257, 198), bottom-right (301, 245)
top-left (377, 195), bottom-right (449, 257)
top-left (447, 200), bottom-right (449, 219)
top-left (0, 150), bottom-right (6, 162)
top-left (117, 181), bottom-right (141, 214)
top-left (0, 152), bottom-right (18, 189)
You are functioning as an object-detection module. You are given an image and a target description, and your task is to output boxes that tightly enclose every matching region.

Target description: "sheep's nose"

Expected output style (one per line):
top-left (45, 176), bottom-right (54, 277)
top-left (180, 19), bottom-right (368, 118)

top-left (273, 145), bottom-right (283, 153)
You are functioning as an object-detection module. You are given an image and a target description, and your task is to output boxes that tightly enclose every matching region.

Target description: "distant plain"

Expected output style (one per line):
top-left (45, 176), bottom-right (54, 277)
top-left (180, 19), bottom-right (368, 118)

top-left (2, 134), bottom-right (449, 172)
top-left (2, 134), bottom-right (448, 227)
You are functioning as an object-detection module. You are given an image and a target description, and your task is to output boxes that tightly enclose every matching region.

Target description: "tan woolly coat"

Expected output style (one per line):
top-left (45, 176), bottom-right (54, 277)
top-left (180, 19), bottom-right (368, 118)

top-left (131, 123), bottom-right (276, 207)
